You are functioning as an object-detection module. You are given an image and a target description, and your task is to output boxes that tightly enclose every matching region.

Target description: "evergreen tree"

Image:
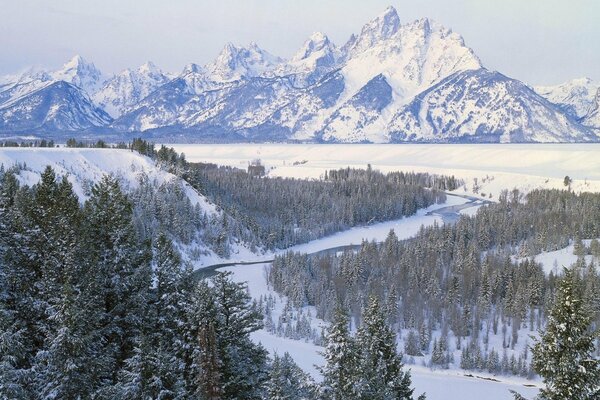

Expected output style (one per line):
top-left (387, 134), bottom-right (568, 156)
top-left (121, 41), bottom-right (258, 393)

top-left (318, 306), bottom-right (358, 400)
top-left (532, 268), bottom-right (600, 399)
top-left (191, 272), bottom-right (268, 400)
top-left (84, 175), bottom-right (153, 396)
top-left (266, 352), bottom-right (315, 400)
top-left (355, 297), bottom-right (424, 400)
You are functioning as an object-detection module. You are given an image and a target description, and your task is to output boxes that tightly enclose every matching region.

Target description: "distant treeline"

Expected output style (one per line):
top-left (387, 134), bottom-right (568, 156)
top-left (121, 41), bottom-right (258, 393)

top-left (186, 162), bottom-right (458, 249)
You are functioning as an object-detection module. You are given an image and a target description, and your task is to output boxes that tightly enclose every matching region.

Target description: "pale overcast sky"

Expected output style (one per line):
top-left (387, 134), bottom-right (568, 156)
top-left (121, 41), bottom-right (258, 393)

top-left (1, 0), bottom-right (598, 85)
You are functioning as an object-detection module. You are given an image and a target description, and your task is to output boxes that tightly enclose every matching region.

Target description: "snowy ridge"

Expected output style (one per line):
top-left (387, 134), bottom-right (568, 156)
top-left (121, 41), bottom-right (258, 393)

top-left (93, 62), bottom-right (171, 118)
top-left (0, 148), bottom-right (257, 267)
top-left (534, 78), bottom-right (598, 119)
top-left (387, 69), bottom-right (596, 143)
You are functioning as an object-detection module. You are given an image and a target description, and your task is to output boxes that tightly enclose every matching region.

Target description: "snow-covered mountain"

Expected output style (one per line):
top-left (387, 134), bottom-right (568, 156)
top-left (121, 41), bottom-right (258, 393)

top-left (0, 81), bottom-right (111, 132)
top-left (1, 6), bottom-right (598, 142)
top-left (387, 69), bottom-right (596, 143)
top-left (205, 42), bottom-right (282, 82)
top-left (534, 78), bottom-right (598, 119)
top-left (93, 62), bottom-right (171, 118)
top-left (272, 32), bottom-right (341, 86)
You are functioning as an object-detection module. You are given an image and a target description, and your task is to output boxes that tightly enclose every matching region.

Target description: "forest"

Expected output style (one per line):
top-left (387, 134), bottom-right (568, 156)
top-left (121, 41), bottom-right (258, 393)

top-left (268, 189), bottom-right (600, 378)
top-left (1, 141), bottom-right (600, 399)
top-left (0, 165), bottom-right (426, 399)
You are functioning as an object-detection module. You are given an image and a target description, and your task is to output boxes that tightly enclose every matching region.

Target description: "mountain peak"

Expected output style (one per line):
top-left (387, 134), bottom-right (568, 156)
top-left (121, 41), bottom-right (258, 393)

top-left (182, 63), bottom-right (203, 75)
top-left (52, 55), bottom-right (103, 93)
top-left (344, 6), bottom-right (401, 56)
top-left (207, 42), bottom-right (280, 81)
top-left (64, 54), bottom-right (86, 69)
top-left (138, 61), bottom-right (161, 74)
top-left (292, 32), bottom-right (334, 62)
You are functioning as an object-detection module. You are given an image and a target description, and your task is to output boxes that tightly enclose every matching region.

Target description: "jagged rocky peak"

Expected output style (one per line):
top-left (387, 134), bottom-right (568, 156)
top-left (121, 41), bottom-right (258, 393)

top-left (137, 61), bottom-right (161, 74)
top-left (181, 63), bottom-right (204, 75)
top-left (345, 6), bottom-right (401, 55)
top-left (52, 55), bottom-right (104, 92)
top-left (206, 42), bottom-right (281, 81)
top-left (292, 32), bottom-right (334, 61)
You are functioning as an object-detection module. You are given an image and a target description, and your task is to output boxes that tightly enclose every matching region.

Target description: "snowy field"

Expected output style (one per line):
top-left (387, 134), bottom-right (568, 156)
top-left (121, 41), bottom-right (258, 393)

top-left (171, 143), bottom-right (600, 200)
top-left (515, 239), bottom-right (599, 276)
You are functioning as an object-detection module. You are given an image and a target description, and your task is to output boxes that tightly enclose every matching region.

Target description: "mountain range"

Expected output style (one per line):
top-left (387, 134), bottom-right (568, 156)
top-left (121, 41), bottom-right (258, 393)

top-left (1, 6), bottom-right (598, 143)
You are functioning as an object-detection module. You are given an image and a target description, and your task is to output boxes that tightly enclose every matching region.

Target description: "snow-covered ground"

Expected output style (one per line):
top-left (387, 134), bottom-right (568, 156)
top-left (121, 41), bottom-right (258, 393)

top-left (515, 240), bottom-right (599, 276)
top-left (171, 143), bottom-right (600, 200)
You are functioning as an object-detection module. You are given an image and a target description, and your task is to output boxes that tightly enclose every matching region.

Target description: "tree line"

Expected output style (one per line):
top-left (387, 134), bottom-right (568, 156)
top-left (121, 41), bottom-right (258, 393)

top-left (186, 163), bottom-right (458, 250)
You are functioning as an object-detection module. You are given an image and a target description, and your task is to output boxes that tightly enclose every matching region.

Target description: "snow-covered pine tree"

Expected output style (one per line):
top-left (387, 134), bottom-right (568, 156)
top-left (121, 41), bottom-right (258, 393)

top-left (191, 272), bottom-right (268, 400)
top-left (0, 171), bottom-right (31, 399)
top-left (266, 352), bottom-right (315, 400)
top-left (84, 175), bottom-right (153, 395)
top-left (531, 267), bottom-right (600, 399)
top-left (355, 297), bottom-right (425, 400)
top-left (318, 306), bottom-right (358, 400)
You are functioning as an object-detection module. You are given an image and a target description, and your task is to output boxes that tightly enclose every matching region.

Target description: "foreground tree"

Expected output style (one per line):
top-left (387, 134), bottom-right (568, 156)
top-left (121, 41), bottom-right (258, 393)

top-left (318, 307), bottom-right (358, 400)
top-left (192, 271), bottom-right (268, 400)
top-left (355, 297), bottom-right (425, 400)
top-left (531, 268), bottom-right (600, 399)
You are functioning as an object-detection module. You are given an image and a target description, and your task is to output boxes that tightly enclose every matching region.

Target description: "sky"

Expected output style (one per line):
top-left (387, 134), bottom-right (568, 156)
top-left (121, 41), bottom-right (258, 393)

top-left (1, 0), bottom-right (598, 85)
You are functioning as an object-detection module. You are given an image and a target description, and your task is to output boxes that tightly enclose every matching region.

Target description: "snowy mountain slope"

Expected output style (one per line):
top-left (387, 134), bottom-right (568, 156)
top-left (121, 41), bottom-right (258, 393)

top-left (92, 62), bottom-right (171, 118)
top-left (582, 87), bottom-right (600, 129)
top-left (318, 74), bottom-right (393, 142)
top-left (0, 81), bottom-right (112, 133)
top-left (534, 78), bottom-right (598, 119)
top-left (0, 147), bottom-right (258, 266)
top-left (387, 69), bottom-right (596, 143)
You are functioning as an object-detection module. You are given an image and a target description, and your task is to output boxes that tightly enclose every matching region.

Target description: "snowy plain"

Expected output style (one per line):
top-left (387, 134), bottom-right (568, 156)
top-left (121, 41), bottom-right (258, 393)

top-left (171, 143), bottom-right (600, 200)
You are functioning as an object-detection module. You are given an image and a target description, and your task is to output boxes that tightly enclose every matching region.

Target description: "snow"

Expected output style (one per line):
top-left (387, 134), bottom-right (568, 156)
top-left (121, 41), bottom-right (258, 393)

top-left (516, 240), bottom-right (599, 276)
top-left (170, 143), bottom-right (600, 200)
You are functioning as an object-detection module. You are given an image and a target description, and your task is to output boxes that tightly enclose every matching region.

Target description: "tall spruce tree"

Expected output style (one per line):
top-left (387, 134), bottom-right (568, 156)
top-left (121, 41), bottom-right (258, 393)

top-left (191, 271), bottom-right (268, 400)
top-left (532, 268), bottom-right (600, 399)
top-left (0, 171), bottom-right (31, 398)
top-left (355, 297), bottom-right (425, 400)
top-left (318, 306), bottom-right (358, 400)
top-left (84, 175), bottom-right (153, 397)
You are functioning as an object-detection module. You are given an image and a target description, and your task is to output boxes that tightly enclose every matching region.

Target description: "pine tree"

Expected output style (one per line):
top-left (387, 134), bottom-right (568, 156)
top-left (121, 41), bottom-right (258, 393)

top-left (355, 297), bottom-right (424, 400)
top-left (84, 175), bottom-right (153, 396)
top-left (191, 272), bottom-right (268, 400)
top-left (532, 268), bottom-right (600, 399)
top-left (266, 352), bottom-right (314, 400)
top-left (318, 306), bottom-right (358, 400)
